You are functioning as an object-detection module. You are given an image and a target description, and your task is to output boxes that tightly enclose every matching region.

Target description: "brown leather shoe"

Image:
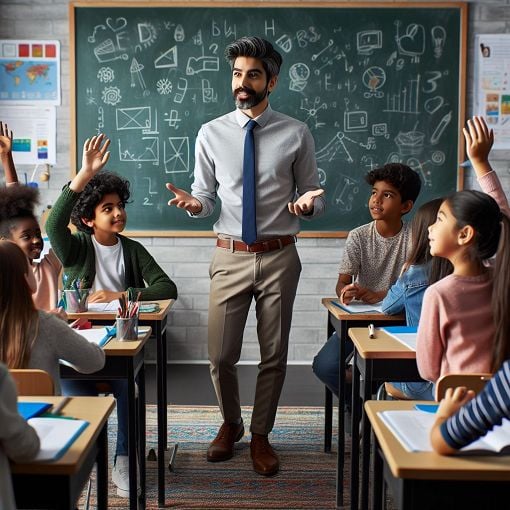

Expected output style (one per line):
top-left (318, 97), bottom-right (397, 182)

top-left (207, 421), bottom-right (244, 462)
top-left (250, 433), bottom-right (279, 476)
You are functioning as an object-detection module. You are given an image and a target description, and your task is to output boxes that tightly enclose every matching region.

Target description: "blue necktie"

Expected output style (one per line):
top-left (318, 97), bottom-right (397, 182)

top-left (242, 119), bottom-right (257, 245)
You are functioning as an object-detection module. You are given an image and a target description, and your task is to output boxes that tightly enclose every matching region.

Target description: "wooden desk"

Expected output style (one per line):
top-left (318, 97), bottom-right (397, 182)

top-left (348, 327), bottom-right (422, 510)
top-left (67, 299), bottom-right (173, 505)
top-left (61, 327), bottom-right (151, 510)
top-left (365, 400), bottom-right (510, 510)
top-left (12, 396), bottom-right (115, 510)
top-left (320, 298), bottom-right (404, 508)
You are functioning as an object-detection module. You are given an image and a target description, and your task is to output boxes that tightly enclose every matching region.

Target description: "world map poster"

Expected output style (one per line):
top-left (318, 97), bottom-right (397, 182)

top-left (0, 39), bottom-right (60, 105)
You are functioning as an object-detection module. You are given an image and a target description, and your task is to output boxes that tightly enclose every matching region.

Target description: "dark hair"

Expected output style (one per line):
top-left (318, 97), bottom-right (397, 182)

top-left (225, 36), bottom-right (282, 79)
top-left (71, 172), bottom-right (130, 234)
top-left (444, 190), bottom-right (509, 371)
top-left (493, 214), bottom-right (510, 370)
top-left (365, 163), bottom-right (421, 203)
top-left (0, 185), bottom-right (39, 237)
top-left (404, 198), bottom-right (453, 283)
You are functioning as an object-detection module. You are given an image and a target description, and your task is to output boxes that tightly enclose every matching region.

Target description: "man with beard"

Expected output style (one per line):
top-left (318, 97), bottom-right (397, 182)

top-left (166, 36), bottom-right (324, 476)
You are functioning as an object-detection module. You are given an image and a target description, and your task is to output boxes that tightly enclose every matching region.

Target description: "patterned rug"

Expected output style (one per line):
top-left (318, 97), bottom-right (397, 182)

top-left (81, 405), bottom-right (349, 509)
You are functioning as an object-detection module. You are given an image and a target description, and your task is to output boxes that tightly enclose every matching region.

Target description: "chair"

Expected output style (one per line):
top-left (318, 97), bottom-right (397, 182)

top-left (9, 369), bottom-right (54, 396)
top-left (435, 373), bottom-right (492, 401)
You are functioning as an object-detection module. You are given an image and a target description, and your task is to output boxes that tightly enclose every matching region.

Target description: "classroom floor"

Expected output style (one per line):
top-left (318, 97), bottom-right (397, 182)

top-left (145, 363), bottom-right (327, 406)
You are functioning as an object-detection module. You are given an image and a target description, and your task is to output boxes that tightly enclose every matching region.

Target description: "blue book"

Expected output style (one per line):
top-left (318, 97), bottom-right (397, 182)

top-left (17, 402), bottom-right (52, 420)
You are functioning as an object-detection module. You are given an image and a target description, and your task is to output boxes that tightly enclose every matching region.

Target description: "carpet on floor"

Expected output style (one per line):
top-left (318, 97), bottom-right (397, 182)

top-left (80, 405), bottom-right (349, 509)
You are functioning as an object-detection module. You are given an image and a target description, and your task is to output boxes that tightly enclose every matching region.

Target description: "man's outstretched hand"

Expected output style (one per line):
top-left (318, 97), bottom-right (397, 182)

top-left (166, 183), bottom-right (203, 214)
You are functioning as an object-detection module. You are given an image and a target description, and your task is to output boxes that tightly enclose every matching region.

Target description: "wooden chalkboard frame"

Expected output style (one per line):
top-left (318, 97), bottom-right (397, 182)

top-left (70, 1), bottom-right (468, 238)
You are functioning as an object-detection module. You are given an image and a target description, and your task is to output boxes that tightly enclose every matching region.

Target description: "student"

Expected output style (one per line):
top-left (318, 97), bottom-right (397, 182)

top-left (313, 163), bottom-right (421, 396)
top-left (430, 362), bottom-right (510, 455)
top-left (382, 199), bottom-right (453, 400)
top-left (46, 134), bottom-right (177, 303)
top-left (0, 240), bottom-right (105, 393)
top-left (0, 122), bottom-right (62, 313)
top-left (45, 133), bottom-right (177, 496)
top-left (417, 116), bottom-right (510, 388)
top-left (0, 362), bottom-right (40, 510)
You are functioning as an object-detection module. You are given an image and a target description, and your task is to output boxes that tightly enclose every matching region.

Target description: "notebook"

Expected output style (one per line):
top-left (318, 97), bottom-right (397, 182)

top-left (381, 326), bottom-right (418, 351)
top-left (331, 300), bottom-right (383, 314)
top-left (379, 409), bottom-right (510, 454)
top-left (27, 417), bottom-right (89, 461)
top-left (17, 402), bottom-right (52, 420)
top-left (74, 327), bottom-right (115, 347)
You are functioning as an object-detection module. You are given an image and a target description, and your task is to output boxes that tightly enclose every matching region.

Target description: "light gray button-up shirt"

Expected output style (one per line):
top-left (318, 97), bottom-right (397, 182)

top-left (190, 105), bottom-right (325, 240)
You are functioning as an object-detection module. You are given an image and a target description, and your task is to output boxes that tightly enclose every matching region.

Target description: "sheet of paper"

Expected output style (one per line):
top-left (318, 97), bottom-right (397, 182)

top-left (28, 417), bottom-right (88, 461)
top-left (381, 326), bottom-right (418, 351)
top-left (87, 300), bottom-right (120, 312)
top-left (332, 300), bottom-right (383, 314)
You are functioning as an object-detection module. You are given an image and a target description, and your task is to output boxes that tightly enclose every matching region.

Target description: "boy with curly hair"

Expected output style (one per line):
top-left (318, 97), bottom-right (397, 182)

top-left (46, 133), bottom-right (177, 303)
top-left (313, 163), bottom-right (421, 396)
top-left (46, 133), bottom-right (177, 497)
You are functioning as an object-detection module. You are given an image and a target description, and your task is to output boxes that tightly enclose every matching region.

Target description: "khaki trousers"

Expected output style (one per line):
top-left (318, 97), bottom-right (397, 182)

top-left (208, 243), bottom-right (301, 435)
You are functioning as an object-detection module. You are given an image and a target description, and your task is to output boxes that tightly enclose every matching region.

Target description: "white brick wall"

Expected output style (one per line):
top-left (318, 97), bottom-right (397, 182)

top-left (2, 0), bottom-right (510, 363)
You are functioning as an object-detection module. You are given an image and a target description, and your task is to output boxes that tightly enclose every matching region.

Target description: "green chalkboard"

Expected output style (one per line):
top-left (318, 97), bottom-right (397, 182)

top-left (71, 2), bottom-right (467, 235)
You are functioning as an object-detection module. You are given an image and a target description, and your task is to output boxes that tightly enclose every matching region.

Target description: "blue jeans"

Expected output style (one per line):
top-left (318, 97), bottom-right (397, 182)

top-left (61, 379), bottom-right (128, 457)
top-left (390, 381), bottom-right (434, 400)
top-left (312, 331), bottom-right (354, 397)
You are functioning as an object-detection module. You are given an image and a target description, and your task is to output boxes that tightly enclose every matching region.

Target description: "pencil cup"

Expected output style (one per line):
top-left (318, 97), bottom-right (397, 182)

top-left (63, 289), bottom-right (90, 313)
top-left (116, 316), bottom-right (139, 341)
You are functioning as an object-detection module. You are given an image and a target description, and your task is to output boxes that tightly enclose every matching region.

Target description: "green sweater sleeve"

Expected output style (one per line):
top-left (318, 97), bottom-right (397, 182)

top-left (122, 237), bottom-right (178, 301)
top-left (45, 185), bottom-right (96, 288)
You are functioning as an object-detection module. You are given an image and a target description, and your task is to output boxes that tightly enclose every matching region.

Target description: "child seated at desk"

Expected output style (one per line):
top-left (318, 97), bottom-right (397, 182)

top-left (431, 361), bottom-right (510, 455)
top-left (0, 122), bottom-right (62, 314)
top-left (0, 240), bottom-right (105, 393)
top-left (0, 362), bottom-right (40, 510)
top-left (313, 163), bottom-right (421, 396)
top-left (45, 133), bottom-right (177, 497)
top-left (382, 199), bottom-right (452, 400)
top-left (417, 116), bottom-right (510, 395)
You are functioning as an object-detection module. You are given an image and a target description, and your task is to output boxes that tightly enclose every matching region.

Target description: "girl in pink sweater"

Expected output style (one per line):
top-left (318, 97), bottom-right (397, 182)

top-left (0, 122), bottom-right (62, 313)
top-left (417, 116), bottom-right (510, 386)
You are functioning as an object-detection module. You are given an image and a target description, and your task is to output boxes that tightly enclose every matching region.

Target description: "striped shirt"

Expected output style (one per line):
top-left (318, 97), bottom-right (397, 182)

top-left (190, 105), bottom-right (325, 239)
top-left (440, 360), bottom-right (510, 449)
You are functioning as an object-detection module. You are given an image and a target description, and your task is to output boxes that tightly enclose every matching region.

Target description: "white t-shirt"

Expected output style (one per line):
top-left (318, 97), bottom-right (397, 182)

top-left (91, 236), bottom-right (125, 292)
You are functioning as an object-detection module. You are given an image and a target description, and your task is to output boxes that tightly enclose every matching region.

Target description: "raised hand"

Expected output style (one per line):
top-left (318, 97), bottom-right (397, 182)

top-left (166, 183), bottom-right (202, 214)
top-left (288, 188), bottom-right (324, 216)
top-left (0, 121), bottom-right (13, 155)
top-left (81, 133), bottom-right (111, 175)
top-left (463, 116), bottom-right (493, 167)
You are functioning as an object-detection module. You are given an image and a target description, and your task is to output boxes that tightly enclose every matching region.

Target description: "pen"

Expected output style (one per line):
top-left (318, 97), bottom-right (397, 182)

top-left (51, 396), bottom-right (70, 415)
top-left (368, 323), bottom-right (375, 339)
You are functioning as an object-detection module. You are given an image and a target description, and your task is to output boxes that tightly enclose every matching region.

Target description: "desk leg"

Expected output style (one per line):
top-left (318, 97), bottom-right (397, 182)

top-left (155, 319), bottom-right (166, 507)
top-left (360, 360), bottom-right (373, 510)
top-left (97, 423), bottom-right (108, 510)
top-left (128, 362), bottom-right (138, 510)
top-left (325, 387), bottom-right (333, 453)
top-left (372, 433), bottom-right (383, 510)
top-left (336, 318), bottom-right (347, 508)
top-left (350, 351), bottom-right (361, 510)
top-left (138, 362), bottom-right (147, 509)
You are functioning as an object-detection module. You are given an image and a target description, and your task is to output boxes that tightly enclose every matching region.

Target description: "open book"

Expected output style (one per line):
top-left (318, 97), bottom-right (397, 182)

top-left (331, 300), bottom-right (383, 314)
top-left (381, 326), bottom-right (417, 351)
top-left (380, 409), bottom-right (510, 454)
top-left (27, 417), bottom-right (89, 461)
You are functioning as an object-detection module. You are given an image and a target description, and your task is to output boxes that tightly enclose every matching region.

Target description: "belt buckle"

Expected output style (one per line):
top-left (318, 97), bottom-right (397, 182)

top-left (229, 238), bottom-right (235, 253)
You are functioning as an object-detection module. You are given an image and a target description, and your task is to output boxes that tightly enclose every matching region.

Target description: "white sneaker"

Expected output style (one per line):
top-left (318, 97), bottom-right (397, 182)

top-left (112, 455), bottom-right (130, 498)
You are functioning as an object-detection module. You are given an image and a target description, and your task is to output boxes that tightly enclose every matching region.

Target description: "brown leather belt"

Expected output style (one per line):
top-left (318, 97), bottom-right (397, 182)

top-left (216, 235), bottom-right (296, 253)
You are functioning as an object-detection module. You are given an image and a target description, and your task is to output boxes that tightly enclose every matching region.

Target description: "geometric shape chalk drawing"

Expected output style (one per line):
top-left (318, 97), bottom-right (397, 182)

top-left (116, 106), bottom-right (151, 130)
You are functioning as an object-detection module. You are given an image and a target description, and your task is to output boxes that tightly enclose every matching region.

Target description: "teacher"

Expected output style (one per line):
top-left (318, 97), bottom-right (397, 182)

top-left (166, 36), bottom-right (324, 476)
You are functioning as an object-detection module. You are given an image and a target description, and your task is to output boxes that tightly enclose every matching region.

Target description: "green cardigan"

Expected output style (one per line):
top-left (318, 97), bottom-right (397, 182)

top-left (46, 184), bottom-right (177, 301)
